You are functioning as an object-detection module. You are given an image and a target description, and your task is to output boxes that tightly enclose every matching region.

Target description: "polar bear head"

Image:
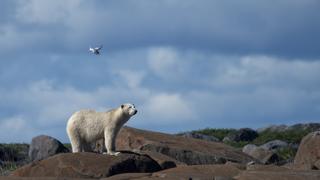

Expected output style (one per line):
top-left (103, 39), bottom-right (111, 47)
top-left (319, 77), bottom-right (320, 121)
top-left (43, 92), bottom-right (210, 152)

top-left (121, 103), bottom-right (138, 117)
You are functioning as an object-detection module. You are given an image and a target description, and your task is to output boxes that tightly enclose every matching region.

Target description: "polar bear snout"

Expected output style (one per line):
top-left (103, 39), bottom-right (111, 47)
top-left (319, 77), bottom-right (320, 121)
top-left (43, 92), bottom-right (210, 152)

top-left (128, 108), bottom-right (138, 116)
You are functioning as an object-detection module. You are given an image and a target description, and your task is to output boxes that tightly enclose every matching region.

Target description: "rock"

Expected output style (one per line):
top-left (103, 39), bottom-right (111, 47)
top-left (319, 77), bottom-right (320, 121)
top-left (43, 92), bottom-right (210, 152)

top-left (223, 128), bottom-right (258, 142)
top-left (101, 164), bottom-right (241, 180)
top-left (151, 164), bottom-right (242, 180)
top-left (116, 126), bottom-right (254, 165)
top-left (294, 131), bottom-right (320, 170)
top-left (11, 152), bottom-right (162, 178)
top-left (177, 132), bottom-right (220, 142)
top-left (242, 144), bottom-right (258, 155)
top-left (315, 160), bottom-right (320, 170)
top-left (242, 145), bottom-right (280, 165)
top-left (28, 135), bottom-right (69, 161)
top-left (235, 167), bottom-right (320, 180)
top-left (101, 173), bottom-right (152, 180)
top-left (131, 149), bottom-right (184, 169)
top-left (245, 164), bottom-right (290, 171)
top-left (260, 140), bottom-right (289, 151)
top-left (214, 176), bottom-right (235, 180)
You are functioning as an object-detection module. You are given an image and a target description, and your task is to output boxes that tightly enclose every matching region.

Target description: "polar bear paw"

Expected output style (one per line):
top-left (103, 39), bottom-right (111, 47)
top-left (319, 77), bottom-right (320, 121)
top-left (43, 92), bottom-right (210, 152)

top-left (103, 151), bottom-right (121, 156)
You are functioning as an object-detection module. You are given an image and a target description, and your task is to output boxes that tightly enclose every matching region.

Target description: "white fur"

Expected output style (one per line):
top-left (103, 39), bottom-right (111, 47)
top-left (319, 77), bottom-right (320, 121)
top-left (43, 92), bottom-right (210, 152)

top-left (66, 103), bottom-right (137, 155)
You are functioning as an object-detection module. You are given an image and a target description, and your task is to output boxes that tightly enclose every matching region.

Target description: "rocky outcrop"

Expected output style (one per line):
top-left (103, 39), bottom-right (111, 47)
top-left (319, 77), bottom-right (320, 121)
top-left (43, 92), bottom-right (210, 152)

top-left (242, 144), bottom-right (280, 164)
top-left (260, 140), bottom-right (289, 152)
top-left (294, 131), bottom-right (320, 170)
top-left (131, 149), bottom-right (184, 169)
top-left (177, 132), bottom-right (220, 142)
top-left (116, 126), bottom-right (254, 165)
top-left (223, 128), bottom-right (258, 142)
top-left (11, 152), bottom-right (162, 178)
top-left (28, 135), bottom-right (69, 161)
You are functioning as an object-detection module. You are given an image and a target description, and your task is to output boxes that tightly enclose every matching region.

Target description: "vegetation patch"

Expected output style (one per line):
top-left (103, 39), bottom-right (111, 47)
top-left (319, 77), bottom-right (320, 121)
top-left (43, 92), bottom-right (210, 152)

top-left (190, 128), bottom-right (237, 141)
top-left (0, 144), bottom-right (29, 175)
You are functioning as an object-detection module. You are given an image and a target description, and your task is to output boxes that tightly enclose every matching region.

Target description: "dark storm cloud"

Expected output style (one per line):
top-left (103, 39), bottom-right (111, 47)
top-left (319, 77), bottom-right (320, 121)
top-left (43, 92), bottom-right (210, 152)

top-left (1, 0), bottom-right (320, 58)
top-left (1, 1), bottom-right (320, 142)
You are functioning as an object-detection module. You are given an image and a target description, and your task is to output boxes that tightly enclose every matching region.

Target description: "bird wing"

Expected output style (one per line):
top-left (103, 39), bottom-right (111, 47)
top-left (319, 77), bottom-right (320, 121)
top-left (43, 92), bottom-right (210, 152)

top-left (95, 45), bottom-right (103, 50)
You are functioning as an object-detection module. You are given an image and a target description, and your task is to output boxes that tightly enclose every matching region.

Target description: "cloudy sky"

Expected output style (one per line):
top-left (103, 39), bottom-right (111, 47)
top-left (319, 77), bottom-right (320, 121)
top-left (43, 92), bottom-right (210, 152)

top-left (1, 0), bottom-right (320, 143)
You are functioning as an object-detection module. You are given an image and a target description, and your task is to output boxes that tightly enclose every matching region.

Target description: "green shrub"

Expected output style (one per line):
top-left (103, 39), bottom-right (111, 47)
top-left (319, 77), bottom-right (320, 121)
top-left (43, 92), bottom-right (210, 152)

top-left (0, 143), bottom-right (29, 176)
top-left (276, 147), bottom-right (297, 160)
top-left (63, 143), bottom-right (72, 151)
top-left (0, 144), bottom-right (29, 162)
top-left (191, 128), bottom-right (237, 141)
top-left (0, 161), bottom-right (19, 176)
top-left (253, 129), bottom-right (311, 145)
top-left (224, 141), bottom-right (250, 148)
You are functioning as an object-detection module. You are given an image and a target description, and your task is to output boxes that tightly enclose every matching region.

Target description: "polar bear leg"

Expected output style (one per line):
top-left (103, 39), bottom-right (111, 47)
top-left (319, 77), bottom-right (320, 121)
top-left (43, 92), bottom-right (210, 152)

top-left (68, 130), bottom-right (83, 152)
top-left (70, 138), bottom-right (82, 152)
top-left (104, 130), bottom-right (120, 155)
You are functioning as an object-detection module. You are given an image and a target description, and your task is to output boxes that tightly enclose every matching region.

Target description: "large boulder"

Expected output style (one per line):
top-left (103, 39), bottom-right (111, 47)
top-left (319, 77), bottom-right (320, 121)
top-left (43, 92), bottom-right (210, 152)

top-left (11, 152), bottom-right (162, 178)
top-left (28, 135), bottom-right (70, 161)
top-left (223, 128), bottom-right (258, 142)
top-left (260, 140), bottom-right (289, 152)
top-left (294, 131), bottom-right (320, 170)
top-left (242, 144), bottom-right (280, 165)
top-left (177, 132), bottom-right (220, 142)
top-left (116, 126), bottom-right (254, 165)
top-left (242, 144), bottom-right (258, 155)
top-left (131, 150), bottom-right (184, 169)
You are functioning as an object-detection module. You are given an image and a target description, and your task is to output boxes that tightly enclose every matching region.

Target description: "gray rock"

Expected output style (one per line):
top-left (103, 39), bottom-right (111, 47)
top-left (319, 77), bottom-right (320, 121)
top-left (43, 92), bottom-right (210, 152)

top-left (314, 160), bottom-right (320, 170)
top-left (141, 143), bottom-right (229, 165)
top-left (178, 132), bottom-right (220, 142)
top-left (223, 128), bottom-right (258, 142)
top-left (260, 140), bottom-right (289, 151)
top-left (28, 135), bottom-right (69, 161)
top-left (242, 144), bottom-right (258, 155)
top-left (242, 146), bottom-right (280, 165)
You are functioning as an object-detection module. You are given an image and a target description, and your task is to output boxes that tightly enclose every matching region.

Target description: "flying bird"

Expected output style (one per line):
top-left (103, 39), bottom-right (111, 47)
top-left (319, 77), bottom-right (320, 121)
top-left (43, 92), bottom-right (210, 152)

top-left (89, 45), bottom-right (103, 55)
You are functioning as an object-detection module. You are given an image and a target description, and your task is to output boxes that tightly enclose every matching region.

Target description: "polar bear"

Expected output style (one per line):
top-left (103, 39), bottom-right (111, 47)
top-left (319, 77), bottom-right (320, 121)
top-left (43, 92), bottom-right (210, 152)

top-left (66, 103), bottom-right (137, 155)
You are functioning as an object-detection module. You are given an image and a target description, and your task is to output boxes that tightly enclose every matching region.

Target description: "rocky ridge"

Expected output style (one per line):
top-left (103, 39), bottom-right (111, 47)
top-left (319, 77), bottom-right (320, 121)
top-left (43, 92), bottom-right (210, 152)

top-left (1, 124), bottom-right (319, 179)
